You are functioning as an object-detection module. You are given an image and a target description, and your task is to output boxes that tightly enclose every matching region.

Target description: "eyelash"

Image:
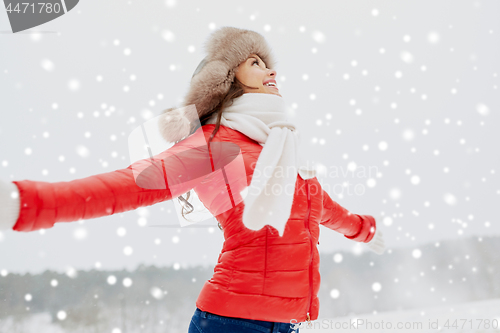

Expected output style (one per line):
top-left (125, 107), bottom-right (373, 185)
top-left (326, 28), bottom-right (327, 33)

top-left (252, 58), bottom-right (269, 70)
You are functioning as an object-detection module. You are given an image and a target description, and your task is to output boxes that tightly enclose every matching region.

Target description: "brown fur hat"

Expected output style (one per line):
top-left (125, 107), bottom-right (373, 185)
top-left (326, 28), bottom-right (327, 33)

top-left (158, 26), bottom-right (276, 143)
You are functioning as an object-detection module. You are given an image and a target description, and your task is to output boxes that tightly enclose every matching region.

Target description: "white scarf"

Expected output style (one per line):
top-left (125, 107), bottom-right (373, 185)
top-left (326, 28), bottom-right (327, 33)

top-left (205, 93), bottom-right (316, 237)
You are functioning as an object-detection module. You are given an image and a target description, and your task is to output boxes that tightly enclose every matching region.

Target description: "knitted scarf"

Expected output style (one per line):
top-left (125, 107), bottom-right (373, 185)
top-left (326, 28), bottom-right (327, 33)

top-left (205, 93), bottom-right (316, 237)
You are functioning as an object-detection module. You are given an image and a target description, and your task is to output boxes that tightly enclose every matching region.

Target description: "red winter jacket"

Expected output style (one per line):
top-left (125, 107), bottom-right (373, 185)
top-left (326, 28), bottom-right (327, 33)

top-left (12, 123), bottom-right (376, 323)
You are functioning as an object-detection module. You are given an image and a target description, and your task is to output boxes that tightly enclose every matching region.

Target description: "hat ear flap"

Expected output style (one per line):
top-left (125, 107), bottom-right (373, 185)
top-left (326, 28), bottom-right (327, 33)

top-left (157, 105), bottom-right (197, 143)
top-left (183, 59), bottom-right (236, 118)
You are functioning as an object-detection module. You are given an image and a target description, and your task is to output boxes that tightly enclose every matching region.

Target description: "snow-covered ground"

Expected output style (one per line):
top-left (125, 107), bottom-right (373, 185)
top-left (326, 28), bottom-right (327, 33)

top-left (0, 313), bottom-right (66, 333)
top-left (2, 298), bottom-right (500, 333)
top-left (298, 298), bottom-right (500, 333)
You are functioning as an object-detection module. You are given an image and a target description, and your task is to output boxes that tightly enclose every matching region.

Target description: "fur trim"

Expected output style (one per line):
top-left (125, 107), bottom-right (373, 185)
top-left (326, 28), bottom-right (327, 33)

top-left (158, 26), bottom-right (276, 143)
top-left (157, 105), bottom-right (197, 143)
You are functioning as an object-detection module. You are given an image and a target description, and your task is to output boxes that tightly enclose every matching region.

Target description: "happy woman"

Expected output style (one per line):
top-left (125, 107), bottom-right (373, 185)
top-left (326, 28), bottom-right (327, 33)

top-left (0, 26), bottom-right (385, 333)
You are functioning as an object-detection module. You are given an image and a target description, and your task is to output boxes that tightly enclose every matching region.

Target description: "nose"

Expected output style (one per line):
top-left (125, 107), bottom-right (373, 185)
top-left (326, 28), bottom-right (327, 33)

top-left (267, 69), bottom-right (277, 78)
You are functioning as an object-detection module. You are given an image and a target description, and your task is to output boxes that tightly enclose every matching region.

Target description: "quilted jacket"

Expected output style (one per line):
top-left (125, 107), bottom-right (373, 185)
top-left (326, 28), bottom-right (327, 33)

top-left (11, 123), bottom-right (376, 323)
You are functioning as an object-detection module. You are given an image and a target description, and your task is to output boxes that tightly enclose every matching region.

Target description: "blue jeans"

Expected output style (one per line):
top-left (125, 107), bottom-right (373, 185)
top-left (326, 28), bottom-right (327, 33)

top-left (188, 307), bottom-right (300, 333)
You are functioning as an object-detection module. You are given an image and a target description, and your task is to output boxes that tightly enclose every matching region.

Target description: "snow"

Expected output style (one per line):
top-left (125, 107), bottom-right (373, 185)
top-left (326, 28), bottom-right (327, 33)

top-left (300, 298), bottom-right (500, 332)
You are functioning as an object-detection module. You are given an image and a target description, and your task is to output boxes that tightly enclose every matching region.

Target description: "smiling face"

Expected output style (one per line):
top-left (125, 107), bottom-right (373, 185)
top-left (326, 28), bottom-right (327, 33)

top-left (234, 54), bottom-right (281, 97)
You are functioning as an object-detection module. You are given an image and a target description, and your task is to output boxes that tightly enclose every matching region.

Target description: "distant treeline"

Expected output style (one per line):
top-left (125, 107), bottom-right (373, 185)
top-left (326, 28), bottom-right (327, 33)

top-left (1, 235), bottom-right (499, 333)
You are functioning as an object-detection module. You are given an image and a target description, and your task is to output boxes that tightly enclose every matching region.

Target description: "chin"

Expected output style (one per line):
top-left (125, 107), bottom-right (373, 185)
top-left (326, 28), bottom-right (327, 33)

top-left (263, 89), bottom-right (281, 97)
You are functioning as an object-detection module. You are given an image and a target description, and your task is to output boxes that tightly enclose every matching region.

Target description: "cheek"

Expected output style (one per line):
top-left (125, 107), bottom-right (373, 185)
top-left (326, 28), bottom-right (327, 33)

top-left (236, 69), bottom-right (251, 83)
top-left (235, 66), bottom-right (263, 87)
top-left (249, 69), bottom-right (264, 84)
top-left (234, 70), bottom-right (243, 81)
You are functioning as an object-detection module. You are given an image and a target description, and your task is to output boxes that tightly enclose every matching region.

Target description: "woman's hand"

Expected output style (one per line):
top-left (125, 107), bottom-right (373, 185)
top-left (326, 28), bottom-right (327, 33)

top-left (366, 216), bottom-right (386, 255)
top-left (0, 179), bottom-right (20, 230)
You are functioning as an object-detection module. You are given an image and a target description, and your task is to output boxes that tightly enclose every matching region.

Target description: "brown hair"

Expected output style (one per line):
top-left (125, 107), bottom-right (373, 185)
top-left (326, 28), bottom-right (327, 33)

top-left (175, 77), bottom-right (258, 231)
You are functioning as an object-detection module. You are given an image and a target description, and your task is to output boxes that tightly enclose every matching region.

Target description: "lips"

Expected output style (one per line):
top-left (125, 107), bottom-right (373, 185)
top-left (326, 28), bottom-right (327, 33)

top-left (263, 79), bottom-right (278, 90)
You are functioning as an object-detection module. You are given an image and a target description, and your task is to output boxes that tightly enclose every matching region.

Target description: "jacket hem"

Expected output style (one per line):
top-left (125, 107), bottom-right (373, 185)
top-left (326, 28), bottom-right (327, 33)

top-left (196, 280), bottom-right (317, 323)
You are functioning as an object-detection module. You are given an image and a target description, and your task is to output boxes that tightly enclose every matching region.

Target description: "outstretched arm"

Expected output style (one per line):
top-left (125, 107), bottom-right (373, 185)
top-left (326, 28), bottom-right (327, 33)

top-left (5, 126), bottom-right (225, 232)
top-left (11, 164), bottom-right (172, 232)
top-left (319, 187), bottom-right (376, 243)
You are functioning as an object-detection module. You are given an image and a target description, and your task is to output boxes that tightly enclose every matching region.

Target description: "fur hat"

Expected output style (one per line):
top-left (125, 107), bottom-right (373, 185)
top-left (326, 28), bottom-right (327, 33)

top-left (158, 26), bottom-right (276, 143)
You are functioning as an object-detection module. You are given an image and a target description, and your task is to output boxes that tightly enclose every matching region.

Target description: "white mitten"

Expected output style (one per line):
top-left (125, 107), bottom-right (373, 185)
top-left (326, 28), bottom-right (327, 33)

top-left (366, 216), bottom-right (386, 255)
top-left (0, 179), bottom-right (21, 230)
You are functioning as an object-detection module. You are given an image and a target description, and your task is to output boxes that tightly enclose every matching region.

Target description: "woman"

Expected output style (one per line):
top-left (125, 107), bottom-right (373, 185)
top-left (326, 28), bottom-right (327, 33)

top-left (0, 26), bottom-right (385, 333)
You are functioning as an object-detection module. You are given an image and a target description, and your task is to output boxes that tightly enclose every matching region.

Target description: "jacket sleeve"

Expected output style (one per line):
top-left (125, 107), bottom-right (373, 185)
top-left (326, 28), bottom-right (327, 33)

top-left (11, 127), bottom-right (217, 232)
top-left (319, 187), bottom-right (376, 243)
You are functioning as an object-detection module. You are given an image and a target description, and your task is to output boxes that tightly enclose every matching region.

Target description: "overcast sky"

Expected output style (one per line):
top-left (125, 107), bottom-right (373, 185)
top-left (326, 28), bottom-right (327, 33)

top-left (1, 0), bottom-right (499, 274)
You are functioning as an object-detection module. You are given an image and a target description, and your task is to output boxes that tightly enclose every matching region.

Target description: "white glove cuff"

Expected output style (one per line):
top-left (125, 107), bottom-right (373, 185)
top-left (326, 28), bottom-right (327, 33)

top-left (0, 180), bottom-right (21, 230)
top-left (366, 215), bottom-right (380, 244)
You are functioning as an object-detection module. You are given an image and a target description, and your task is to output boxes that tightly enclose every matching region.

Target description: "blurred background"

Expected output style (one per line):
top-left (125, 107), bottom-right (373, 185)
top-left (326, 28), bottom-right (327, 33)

top-left (1, 0), bottom-right (499, 332)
